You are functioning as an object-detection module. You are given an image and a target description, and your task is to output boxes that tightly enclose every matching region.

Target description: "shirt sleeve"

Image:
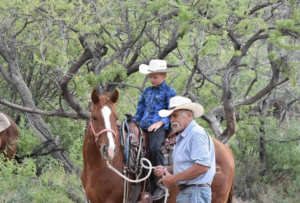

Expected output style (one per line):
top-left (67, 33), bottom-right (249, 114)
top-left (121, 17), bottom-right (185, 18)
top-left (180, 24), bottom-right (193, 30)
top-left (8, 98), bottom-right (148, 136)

top-left (160, 88), bottom-right (177, 124)
top-left (190, 130), bottom-right (211, 167)
top-left (133, 90), bottom-right (146, 122)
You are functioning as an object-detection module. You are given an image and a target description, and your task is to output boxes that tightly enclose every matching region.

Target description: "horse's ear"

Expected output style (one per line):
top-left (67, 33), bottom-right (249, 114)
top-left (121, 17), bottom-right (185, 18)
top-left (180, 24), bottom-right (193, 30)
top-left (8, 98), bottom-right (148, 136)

top-left (110, 89), bottom-right (119, 104)
top-left (91, 89), bottom-right (99, 104)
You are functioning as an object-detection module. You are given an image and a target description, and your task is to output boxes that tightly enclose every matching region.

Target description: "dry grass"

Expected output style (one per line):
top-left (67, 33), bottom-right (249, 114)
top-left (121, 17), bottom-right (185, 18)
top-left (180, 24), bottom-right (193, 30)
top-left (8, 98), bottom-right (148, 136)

top-left (233, 197), bottom-right (254, 203)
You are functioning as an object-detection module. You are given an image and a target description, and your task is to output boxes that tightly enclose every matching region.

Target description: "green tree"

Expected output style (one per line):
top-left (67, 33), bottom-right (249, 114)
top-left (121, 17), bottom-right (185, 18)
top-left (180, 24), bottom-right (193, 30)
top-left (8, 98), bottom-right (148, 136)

top-left (1, 0), bottom-right (300, 201)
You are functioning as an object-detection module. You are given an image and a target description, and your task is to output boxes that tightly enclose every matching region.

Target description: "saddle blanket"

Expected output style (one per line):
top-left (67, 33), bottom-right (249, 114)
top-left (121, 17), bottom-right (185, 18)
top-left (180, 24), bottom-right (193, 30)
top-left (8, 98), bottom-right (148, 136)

top-left (0, 113), bottom-right (11, 132)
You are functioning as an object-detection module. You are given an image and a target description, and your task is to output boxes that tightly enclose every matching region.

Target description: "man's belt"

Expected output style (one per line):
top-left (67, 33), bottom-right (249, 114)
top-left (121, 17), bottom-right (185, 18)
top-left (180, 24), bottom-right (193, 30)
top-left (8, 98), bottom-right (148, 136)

top-left (178, 184), bottom-right (211, 191)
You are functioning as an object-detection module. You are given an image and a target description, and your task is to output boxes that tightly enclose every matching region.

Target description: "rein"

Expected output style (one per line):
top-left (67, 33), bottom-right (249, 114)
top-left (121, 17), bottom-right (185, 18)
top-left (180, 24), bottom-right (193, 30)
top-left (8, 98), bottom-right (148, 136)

top-left (89, 117), bottom-right (117, 143)
top-left (106, 158), bottom-right (169, 203)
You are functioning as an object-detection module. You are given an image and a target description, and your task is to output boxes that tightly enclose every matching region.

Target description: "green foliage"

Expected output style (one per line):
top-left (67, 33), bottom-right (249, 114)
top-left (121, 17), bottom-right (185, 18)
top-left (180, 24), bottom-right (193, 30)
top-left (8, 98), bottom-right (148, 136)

top-left (0, 156), bottom-right (80, 203)
top-left (84, 64), bottom-right (127, 88)
top-left (47, 117), bottom-right (86, 167)
top-left (231, 110), bottom-right (300, 201)
top-left (259, 175), bottom-right (300, 203)
top-left (265, 118), bottom-right (300, 176)
top-left (147, 0), bottom-right (169, 11)
top-left (1, 0), bottom-right (300, 202)
top-left (17, 117), bottom-right (41, 156)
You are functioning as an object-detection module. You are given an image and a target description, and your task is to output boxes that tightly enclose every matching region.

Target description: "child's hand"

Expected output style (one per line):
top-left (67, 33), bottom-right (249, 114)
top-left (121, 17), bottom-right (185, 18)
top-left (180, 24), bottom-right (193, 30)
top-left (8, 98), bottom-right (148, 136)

top-left (147, 121), bottom-right (163, 132)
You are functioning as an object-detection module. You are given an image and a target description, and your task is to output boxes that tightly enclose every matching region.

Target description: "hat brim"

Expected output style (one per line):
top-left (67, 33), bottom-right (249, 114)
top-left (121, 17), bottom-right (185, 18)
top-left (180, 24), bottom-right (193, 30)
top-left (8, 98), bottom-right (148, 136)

top-left (159, 103), bottom-right (204, 118)
top-left (139, 64), bottom-right (176, 74)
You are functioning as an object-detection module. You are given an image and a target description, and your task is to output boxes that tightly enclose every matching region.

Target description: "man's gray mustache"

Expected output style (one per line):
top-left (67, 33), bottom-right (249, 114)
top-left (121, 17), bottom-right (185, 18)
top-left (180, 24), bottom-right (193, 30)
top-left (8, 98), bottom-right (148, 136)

top-left (171, 122), bottom-right (181, 128)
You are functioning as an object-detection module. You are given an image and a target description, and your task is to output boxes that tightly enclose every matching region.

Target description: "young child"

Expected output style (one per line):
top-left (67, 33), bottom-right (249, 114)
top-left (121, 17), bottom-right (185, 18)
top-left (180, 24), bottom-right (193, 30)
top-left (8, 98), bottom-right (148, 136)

top-left (133, 59), bottom-right (176, 200)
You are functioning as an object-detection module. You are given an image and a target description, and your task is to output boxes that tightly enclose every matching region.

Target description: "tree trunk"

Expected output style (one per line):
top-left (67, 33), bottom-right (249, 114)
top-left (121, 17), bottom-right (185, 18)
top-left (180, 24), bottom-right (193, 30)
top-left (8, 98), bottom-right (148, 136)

top-left (259, 119), bottom-right (267, 176)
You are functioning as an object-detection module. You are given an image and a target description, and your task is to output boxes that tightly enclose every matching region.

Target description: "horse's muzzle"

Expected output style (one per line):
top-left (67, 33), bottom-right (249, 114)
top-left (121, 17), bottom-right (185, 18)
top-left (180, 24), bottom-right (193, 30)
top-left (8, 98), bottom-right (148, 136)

top-left (102, 145), bottom-right (116, 160)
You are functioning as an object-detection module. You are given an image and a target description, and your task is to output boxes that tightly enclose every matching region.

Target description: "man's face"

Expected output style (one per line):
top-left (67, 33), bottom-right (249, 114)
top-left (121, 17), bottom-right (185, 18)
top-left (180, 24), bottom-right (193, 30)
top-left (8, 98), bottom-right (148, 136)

top-left (149, 73), bottom-right (166, 87)
top-left (169, 110), bottom-right (192, 133)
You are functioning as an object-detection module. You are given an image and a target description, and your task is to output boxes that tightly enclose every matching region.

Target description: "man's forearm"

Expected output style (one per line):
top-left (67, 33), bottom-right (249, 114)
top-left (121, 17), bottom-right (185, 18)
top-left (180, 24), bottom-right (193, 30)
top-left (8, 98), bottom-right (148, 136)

top-left (173, 164), bottom-right (209, 183)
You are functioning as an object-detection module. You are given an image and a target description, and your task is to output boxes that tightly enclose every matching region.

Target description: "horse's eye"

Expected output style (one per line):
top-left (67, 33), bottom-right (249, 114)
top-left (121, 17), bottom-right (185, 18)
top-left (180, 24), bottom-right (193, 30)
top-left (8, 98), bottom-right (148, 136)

top-left (93, 116), bottom-right (97, 121)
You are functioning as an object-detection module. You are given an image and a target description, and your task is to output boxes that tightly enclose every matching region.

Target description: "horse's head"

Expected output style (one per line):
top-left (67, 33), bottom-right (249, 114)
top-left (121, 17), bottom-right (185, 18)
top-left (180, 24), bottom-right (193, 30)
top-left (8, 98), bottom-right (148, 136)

top-left (90, 89), bottom-right (119, 160)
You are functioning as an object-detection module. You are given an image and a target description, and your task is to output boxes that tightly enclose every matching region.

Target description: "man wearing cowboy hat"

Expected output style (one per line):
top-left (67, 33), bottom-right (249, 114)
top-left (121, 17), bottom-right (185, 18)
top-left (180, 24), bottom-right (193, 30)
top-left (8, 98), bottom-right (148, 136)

top-left (133, 59), bottom-right (176, 200)
top-left (154, 96), bottom-right (216, 203)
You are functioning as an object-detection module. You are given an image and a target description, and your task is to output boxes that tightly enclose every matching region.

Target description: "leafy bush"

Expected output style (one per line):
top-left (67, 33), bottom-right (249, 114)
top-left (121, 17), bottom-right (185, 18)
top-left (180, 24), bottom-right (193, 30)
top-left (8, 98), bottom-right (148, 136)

top-left (231, 111), bottom-right (300, 202)
top-left (0, 155), bottom-right (82, 203)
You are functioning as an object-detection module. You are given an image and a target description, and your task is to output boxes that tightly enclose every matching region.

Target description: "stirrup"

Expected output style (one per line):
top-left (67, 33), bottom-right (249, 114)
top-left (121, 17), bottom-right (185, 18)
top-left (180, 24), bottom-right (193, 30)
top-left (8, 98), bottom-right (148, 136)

top-left (152, 188), bottom-right (166, 200)
top-left (152, 194), bottom-right (165, 201)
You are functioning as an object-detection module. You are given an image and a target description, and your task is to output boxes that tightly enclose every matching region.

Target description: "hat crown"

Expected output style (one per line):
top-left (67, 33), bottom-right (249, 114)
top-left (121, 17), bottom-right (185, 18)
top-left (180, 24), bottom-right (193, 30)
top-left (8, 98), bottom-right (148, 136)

top-left (169, 96), bottom-right (192, 108)
top-left (148, 60), bottom-right (167, 71)
top-left (139, 59), bottom-right (175, 74)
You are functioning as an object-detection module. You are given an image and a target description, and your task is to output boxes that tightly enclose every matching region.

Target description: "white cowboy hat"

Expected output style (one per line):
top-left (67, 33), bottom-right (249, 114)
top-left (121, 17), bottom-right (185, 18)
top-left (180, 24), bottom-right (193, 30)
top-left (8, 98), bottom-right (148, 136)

top-left (159, 96), bottom-right (204, 118)
top-left (139, 59), bottom-right (176, 74)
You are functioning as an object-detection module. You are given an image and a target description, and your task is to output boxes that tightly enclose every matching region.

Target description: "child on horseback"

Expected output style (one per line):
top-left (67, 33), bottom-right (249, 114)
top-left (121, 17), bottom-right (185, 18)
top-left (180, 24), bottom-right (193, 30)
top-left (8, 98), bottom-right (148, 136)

top-left (133, 59), bottom-right (176, 200)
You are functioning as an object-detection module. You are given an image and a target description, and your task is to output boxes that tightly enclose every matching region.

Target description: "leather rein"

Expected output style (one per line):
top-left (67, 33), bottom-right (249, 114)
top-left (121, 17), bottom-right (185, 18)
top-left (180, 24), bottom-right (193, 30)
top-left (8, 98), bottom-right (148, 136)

top-left (89, 117), bottom-right (117, 145)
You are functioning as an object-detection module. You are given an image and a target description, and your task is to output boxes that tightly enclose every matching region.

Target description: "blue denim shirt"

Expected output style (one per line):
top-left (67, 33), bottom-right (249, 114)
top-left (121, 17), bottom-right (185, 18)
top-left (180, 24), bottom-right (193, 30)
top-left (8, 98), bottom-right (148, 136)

top-left (173, 120), bottom-right (216, 185)
top-left (133, 81), bottom-right (176, 131)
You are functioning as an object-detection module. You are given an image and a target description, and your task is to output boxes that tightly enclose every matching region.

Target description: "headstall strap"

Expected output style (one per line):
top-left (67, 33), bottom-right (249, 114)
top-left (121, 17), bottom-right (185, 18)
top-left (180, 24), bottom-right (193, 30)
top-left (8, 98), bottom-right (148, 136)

top-left (89, 117), bottom-right (117, 141)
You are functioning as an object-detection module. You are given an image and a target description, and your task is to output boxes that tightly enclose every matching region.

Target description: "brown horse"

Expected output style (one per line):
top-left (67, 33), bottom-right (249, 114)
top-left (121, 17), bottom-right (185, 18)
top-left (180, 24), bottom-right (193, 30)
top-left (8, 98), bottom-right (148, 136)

top-left (0, 112), bottom-right (18, 160)
top-left (82, 89), bottom-right (124, 203)
top-left (82, 89), bottom-right (235, 203)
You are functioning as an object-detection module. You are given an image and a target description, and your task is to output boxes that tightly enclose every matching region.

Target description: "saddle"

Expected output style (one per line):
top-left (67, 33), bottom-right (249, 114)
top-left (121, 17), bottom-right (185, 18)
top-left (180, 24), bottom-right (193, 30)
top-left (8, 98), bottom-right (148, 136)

top-left (142, 127), bottom-right (177, 166)
top-left (119, 114), bottom-right (177, 203)
top-left (0, 113), bottom-right (10, 132)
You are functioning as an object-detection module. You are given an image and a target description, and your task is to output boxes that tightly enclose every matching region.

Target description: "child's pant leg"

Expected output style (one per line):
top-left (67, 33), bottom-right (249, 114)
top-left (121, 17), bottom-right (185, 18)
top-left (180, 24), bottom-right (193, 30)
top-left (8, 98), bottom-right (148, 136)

top-left (148, 126), bottom-right (166, 167)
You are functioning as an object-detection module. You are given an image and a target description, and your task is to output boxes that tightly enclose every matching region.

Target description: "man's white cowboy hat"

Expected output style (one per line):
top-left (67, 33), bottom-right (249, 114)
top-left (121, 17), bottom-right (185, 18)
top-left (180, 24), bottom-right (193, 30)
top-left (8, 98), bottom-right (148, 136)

top-left (139, 59), bottom-right (176, 74)
top-left (159, 96), bottom-right (204, 118)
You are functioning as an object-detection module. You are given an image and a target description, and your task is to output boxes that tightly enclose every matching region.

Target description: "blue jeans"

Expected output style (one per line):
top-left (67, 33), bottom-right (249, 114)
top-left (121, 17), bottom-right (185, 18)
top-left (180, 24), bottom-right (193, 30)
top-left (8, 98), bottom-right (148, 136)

top-left (176, 186), bottom-right (212, 203)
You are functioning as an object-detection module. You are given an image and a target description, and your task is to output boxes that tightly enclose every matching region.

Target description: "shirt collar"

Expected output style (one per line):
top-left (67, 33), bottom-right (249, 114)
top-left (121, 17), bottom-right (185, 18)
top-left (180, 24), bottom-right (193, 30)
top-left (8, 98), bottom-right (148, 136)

top-left (152, 80), bottom-right (166, 90)
top-left (180, 120), bottom-right (196, 138)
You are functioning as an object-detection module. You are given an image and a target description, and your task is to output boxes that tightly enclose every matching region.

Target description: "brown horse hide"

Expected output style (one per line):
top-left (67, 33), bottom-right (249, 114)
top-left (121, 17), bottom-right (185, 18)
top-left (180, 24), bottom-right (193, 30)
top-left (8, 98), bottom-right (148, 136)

top-left (0, 112), bottom-right (18, 160)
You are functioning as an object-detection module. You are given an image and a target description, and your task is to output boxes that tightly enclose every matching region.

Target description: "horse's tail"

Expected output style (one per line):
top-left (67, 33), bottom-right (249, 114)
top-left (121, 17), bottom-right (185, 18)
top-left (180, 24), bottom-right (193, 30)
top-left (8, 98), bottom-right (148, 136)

top-left (227, 184), bottom-right (234, 203)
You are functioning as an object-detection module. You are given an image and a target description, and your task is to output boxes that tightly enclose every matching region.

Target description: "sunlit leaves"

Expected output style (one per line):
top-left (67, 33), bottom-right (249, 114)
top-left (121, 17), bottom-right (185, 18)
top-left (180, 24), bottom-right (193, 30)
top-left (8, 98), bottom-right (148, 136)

top-left (147, 0), bottom-right (170, 11)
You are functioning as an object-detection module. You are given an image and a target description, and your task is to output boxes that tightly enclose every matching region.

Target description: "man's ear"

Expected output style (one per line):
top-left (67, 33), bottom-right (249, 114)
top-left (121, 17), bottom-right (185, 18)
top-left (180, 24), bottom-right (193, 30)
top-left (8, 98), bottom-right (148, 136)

top-left (110, 89), bottom-right (119, 104)
top-left (187, 110), bottom-right (194, 120)
top-left (91, 89), bottom-right (99, 104)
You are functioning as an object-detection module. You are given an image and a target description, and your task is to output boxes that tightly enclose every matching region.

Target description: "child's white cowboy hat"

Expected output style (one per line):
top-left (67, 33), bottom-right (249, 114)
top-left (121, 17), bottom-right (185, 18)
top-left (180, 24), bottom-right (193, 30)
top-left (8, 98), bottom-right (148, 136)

top-left (139, 59), bottom-right (176, 74)
top-left (159, 96), bottom-right (204, 118)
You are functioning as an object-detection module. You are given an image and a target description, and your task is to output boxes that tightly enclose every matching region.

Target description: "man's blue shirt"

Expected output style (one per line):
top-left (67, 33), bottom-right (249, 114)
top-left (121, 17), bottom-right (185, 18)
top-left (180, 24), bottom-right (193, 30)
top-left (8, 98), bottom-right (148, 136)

top-left (173, 120), bottom-right (216, 185)
top-left (133, 81), bottom-right (176, 130)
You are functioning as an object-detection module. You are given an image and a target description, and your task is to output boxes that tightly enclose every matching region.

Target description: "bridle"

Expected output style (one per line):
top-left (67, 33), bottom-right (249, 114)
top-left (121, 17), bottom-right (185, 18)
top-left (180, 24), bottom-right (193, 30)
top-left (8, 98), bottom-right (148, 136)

top-left (89, 116), bottom-right (117, 146)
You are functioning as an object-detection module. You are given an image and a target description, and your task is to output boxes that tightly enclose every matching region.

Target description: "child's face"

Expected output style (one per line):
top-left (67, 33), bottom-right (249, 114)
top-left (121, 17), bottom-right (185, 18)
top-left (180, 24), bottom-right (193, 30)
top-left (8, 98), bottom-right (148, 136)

top-left (149, 73), bottom-right (166, 87)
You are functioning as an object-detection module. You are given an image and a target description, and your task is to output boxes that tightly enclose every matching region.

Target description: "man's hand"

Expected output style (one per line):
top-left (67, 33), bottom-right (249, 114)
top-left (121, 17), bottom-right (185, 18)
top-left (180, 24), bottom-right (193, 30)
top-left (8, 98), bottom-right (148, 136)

top-left (158, 169), bottom-right (174, 188)
top-left (147, 121), bottom-right (163, 132)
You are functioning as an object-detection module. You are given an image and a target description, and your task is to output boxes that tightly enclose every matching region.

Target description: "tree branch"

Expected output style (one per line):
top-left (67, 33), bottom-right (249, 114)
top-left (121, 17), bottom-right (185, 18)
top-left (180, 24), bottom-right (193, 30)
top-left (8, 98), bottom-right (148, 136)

top-left (0, 97), bottom-right (88, 119)
top-left (249, 1), bottom-right (283, 16)
top-left (244, 77), bottom-right (257, 98)
top-left (263, 137), bottom-right (300, 143)
top-left (227, 30), bottom-right (241, 50)
top-left (14, 19), bottom-right (31, 37)
top-left (0, 62), bottom-right (12, 83)
top-left (168, 58), bottom-right (186, 67)
top-left (107, 82), bottom-right (143, 92)
top-left (158, 24), bottom-right (183, 59)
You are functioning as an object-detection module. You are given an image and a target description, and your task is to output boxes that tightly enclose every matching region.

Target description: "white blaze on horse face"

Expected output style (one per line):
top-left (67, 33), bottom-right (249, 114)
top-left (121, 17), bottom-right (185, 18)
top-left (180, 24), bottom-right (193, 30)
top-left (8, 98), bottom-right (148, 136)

top-left (101, 106), bottom-right (115, 158)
